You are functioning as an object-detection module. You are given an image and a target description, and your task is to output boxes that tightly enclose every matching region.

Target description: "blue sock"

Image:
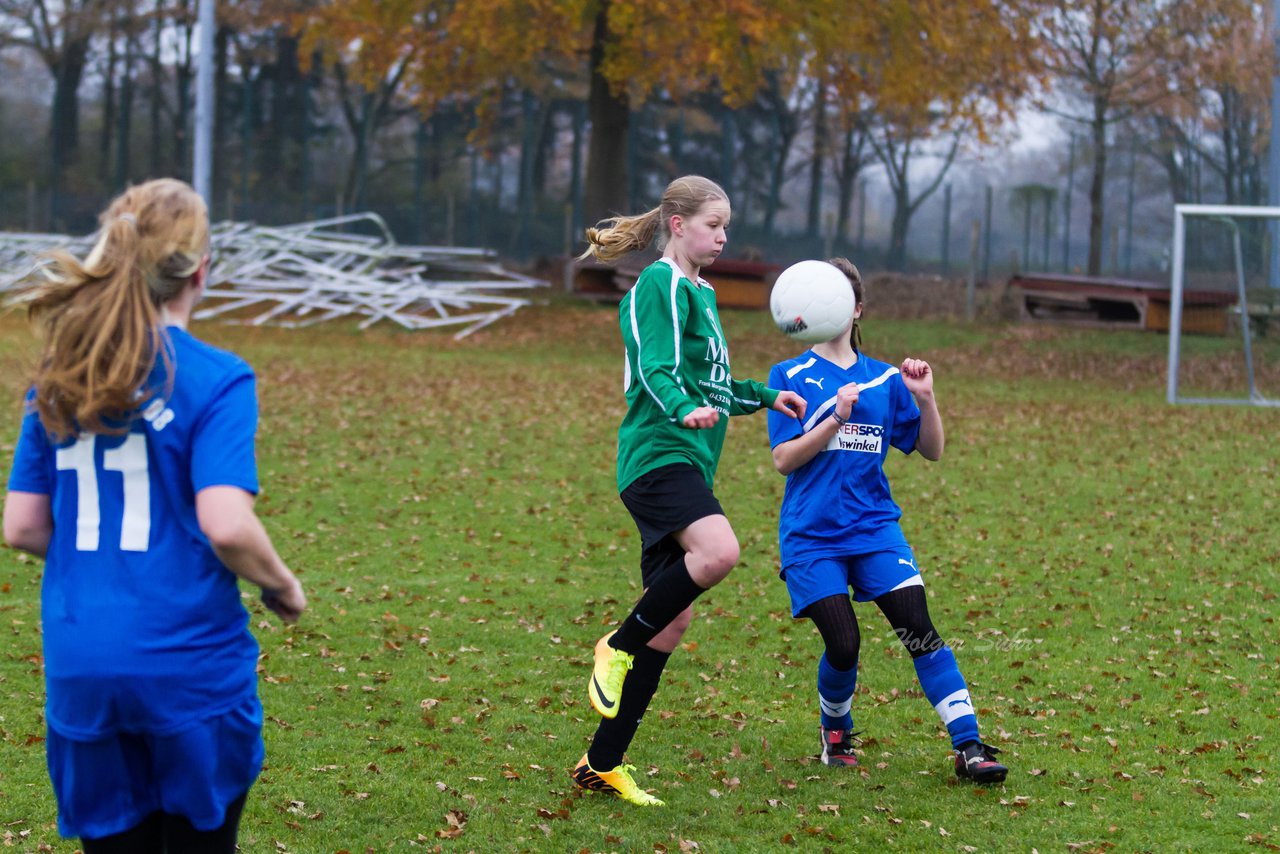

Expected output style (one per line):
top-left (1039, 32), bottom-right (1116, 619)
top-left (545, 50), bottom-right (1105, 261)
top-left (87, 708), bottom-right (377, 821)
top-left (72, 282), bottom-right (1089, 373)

top-left (817, 653), bottom-right (858, 730)
top-left (913, 646), bottom-right (980, 749)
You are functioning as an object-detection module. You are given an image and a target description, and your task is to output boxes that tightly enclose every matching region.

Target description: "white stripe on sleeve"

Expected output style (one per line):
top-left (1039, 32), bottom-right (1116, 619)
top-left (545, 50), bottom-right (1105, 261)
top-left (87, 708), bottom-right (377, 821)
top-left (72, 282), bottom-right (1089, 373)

top-left (629, 292), bottom-right (668, 414)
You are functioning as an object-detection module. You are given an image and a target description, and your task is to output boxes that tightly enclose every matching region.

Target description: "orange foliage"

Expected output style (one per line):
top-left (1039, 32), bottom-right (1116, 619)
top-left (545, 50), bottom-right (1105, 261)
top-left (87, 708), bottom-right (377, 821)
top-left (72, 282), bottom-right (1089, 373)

top-left (289, 0), bottom-right (1039, 140)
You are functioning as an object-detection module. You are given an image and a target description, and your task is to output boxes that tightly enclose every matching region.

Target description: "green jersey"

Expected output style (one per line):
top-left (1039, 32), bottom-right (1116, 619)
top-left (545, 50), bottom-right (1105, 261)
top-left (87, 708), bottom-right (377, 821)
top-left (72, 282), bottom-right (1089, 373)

top-left (617, 258), bottom-right (779, 492)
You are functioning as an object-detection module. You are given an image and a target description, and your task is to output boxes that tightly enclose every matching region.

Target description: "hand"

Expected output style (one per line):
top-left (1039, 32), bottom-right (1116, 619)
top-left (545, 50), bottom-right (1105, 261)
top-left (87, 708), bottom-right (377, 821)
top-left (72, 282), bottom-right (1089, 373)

top-left (682, 406), bottom-right (721, 429)
top-left (772, 390), bottom-right (806, 420)
top-left (900, 358), bottom-right (934, 397)
top-left (834, 382), bottom-right (860, 420)
top-left (261, 576), bottom-right (306, 623)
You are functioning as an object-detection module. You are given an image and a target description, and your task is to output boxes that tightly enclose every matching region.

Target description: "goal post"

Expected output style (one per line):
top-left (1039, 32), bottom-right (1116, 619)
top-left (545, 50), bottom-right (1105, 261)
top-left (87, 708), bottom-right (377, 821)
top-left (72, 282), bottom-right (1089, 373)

top-left (1167, 203), bottom-right (1280, 407)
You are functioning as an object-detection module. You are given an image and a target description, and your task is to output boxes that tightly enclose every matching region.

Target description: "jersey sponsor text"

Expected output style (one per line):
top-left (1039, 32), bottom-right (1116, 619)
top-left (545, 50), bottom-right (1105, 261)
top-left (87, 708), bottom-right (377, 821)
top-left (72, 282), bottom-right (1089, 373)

top-left (826, 422), bottom-right (884, 454)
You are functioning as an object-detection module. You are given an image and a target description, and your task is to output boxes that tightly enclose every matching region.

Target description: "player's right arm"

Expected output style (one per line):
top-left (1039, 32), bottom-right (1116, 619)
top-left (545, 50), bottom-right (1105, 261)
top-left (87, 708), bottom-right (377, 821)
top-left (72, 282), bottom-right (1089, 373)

top-left (771, 381), bottom-right (859, 476)
top-left (192, 369), bottom-right (305, 623)
top-left (4, 403), bottom-right (53, 558)
top-left (624, 272), bottom-right (703, 427)
top-left (3, 492), bottom-right (51, 558)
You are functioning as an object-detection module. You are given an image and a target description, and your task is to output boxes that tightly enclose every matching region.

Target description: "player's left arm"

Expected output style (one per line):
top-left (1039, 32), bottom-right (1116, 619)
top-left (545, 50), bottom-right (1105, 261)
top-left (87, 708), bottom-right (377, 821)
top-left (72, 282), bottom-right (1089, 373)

top-left (900, 358), bottom-right (943, 461)
top-left (3, 492), bottom-right (52, 558)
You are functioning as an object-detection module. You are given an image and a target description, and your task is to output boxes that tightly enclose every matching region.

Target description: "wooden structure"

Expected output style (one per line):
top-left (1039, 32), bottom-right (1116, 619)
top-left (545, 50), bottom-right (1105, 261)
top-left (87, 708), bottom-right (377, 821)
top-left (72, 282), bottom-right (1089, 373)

top-left (1009, 272), bottom-right (1234, 335)
top-left (573, 256), bottom-right (781, 309)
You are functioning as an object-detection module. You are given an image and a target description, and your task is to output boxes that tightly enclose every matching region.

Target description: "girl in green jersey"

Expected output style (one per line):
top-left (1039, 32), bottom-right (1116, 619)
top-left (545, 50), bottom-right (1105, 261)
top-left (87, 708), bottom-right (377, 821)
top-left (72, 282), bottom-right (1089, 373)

top-left (570, 176), bottom-right (806, 806)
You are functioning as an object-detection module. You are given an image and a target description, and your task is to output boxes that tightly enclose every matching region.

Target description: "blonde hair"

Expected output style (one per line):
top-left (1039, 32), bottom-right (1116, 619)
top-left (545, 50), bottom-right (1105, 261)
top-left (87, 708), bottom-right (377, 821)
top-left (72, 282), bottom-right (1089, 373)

top-left (827, 257), bottom-right (864, 351)
top-left (21, 178), bottom-right (210, 440)
top-left (580, 175), bottom-right (729, 263)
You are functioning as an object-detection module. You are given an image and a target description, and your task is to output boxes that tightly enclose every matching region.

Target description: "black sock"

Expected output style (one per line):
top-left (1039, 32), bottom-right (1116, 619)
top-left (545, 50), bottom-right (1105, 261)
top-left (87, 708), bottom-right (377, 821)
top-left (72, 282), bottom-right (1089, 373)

top-left (610, 558), bottom-right (706, 653)
top-left (587, 646), bottom-right (671, 770)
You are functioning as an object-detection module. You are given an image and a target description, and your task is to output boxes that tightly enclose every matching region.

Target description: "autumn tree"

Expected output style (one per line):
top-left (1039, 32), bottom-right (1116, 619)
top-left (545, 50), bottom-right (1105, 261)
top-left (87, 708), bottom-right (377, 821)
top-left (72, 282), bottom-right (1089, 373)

top-left (817, 0), bottom-right (1037, 271)
top-left (1032, 0), bottom-right (1225, 275)
top-left (0, 0), bottom-right (120, 213)
top-left (293, 0), bottom-right (801, 227)
top-left (1145, 0), bottom-right (1270, 208)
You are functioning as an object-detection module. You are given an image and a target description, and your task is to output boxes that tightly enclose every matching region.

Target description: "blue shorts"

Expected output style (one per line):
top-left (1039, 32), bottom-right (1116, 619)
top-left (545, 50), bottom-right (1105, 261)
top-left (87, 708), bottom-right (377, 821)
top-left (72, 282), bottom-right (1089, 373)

top-left (781, 546), bottom-right (924, 617)
top-left (46, 695), bottom-right (264, 840)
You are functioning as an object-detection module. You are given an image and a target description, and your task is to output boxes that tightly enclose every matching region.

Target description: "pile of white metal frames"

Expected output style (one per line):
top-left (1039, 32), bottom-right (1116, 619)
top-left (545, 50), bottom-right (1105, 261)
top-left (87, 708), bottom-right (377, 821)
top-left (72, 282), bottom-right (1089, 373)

top-left (0, 213), bottom-right (542, 339)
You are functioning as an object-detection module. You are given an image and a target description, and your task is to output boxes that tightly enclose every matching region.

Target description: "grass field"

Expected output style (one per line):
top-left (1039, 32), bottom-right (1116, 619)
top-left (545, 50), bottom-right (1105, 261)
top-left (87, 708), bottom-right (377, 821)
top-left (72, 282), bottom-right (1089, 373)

top-left (0, 298), bottom-right (1277, 853)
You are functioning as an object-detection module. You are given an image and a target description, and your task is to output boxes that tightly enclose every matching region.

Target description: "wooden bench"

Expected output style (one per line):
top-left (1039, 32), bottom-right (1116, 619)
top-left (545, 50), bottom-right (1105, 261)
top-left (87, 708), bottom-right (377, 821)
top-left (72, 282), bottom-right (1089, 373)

top-left (572, 256), bottom-right (782, 309)
top-left (1009, 273), bottom-right (1235, 335)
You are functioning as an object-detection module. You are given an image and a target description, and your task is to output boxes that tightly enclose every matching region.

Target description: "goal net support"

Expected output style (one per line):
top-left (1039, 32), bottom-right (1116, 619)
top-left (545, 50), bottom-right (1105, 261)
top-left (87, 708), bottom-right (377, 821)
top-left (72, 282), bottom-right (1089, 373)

top-left (1167, 204), bottom-right (1280, 406)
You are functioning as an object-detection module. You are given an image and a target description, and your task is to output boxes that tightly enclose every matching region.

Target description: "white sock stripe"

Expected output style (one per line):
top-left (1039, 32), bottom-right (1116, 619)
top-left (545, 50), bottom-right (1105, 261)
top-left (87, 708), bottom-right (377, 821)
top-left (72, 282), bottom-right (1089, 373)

top-left (819, 693), bottom-right (853, 718)
top-left (934, 689), bottom-right (975, 725)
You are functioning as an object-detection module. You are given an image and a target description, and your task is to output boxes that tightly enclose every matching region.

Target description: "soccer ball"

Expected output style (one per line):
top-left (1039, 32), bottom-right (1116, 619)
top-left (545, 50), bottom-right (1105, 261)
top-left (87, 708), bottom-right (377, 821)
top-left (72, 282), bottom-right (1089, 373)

top-left (769, 260), bottom-right (855, 343)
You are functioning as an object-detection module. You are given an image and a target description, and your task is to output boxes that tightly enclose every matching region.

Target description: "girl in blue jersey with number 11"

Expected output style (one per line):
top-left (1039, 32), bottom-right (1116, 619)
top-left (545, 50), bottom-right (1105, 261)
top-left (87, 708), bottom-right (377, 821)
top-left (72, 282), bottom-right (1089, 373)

top-left (767, 258), bottom-right (1008, 784)
top-left (4, 178), bottom-right (306, 852)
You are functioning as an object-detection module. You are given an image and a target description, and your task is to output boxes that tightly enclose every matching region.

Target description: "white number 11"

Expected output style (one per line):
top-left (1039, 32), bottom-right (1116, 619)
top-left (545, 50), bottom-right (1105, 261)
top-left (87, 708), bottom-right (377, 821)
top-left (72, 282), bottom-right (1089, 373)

top-left (55, 433), bottom-right (151, 552)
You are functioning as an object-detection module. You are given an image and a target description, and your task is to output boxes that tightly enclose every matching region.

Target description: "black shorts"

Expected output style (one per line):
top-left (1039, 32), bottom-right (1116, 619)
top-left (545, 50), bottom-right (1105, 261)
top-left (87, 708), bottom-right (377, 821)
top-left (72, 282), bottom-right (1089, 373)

top-left (620, 463), bottom-right (724, 584)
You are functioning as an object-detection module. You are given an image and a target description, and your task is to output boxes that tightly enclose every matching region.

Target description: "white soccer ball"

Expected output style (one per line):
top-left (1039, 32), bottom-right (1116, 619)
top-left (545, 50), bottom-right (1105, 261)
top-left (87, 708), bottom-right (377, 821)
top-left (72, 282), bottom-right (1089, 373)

top-left (769, 260), bottom-right (855, 343)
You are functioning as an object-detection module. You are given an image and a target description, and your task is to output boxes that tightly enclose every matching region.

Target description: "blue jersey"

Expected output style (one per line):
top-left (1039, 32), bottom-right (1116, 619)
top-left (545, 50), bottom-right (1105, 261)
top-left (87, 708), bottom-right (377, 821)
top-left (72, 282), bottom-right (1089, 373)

top-left (767, 350), bottom-right (921, 567)
top-left (7, 327), bottom-right (261, 739)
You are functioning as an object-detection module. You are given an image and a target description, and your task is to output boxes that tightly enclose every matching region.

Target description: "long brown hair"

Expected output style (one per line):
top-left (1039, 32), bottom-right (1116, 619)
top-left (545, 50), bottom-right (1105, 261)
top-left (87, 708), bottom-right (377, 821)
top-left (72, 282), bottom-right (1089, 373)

top-left (20, 178), bottom-right (209, 440)
top-left (827, 257), bottom-right (864, 351)
top-left (579, 175), bottom-right (728, 263)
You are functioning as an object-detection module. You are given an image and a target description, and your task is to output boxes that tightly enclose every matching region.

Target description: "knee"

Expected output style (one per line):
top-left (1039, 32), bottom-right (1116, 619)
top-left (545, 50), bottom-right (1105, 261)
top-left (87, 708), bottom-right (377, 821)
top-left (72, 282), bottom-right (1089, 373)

top-left (826, 636), bottom-right (859, 672)
top-left (691, 540), bottom-right (739, 585)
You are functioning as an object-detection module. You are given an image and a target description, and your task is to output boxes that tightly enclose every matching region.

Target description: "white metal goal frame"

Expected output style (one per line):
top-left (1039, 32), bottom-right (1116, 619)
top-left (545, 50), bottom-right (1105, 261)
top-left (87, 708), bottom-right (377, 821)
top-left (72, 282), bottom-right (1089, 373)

top-left (0, 212), bottom-right (543, 339)
top-left (1167, 203), bottom-right (1280, 406)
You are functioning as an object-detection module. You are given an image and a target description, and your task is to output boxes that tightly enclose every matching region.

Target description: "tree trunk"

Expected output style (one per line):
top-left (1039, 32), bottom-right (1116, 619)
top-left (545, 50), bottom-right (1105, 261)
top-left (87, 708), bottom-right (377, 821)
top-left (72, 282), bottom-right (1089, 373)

top-left (345, 90), bottom-right (374, 212)
top-left (173, 24), bottom-right (193, 178)
top-left (213, 26), bottom-right (229, 210)
top-left (667, 109), bottom-right (684, 179)
top-left (101, 29), bottom-right (119, 176)
top-left (49, 36), bottom-right (90, 200)
top-left (514, 89), bottom-right (539, 256)
top-left (532, 98), bottom-right (556, 198)
top-left (1087, 103), bottom-right (1107, 276)
top-left (569, 99), bottom-right (585, 237)
top-left (806, 78), bottom-right (827, 238)
top-left (149, 0), bottom-right (165, 176)
top-left (582, 2), bottom-right (630, 226)
top-left (887, 184), bottom-right (912, 272)
top-left (115, 33), bottom-right (135, 190)
top-left (763, 105), bottom-right (797, 238)
top-left (719, 107), bottom-right (735, 201)
top-left (835, 128), bottom-right (863, 239)
top-left (265, 35), bottom-right (304, 194)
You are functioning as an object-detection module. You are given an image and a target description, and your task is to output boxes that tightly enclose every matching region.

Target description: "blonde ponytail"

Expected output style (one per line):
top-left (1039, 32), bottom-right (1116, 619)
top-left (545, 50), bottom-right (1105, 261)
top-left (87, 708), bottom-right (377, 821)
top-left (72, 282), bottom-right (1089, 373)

top-left (21, 179), bottom-right (209, 440)
top-left (579, 175), bottom-right (729, 264)
top-left (580, 207), bottom-right (662, 263)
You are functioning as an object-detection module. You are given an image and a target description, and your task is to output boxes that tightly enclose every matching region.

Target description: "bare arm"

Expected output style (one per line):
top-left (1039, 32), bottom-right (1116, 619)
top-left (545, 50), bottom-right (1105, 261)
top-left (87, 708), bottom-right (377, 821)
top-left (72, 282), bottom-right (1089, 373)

top-left (3, 492), bottom-right (52, 558)
top-left (196, 485), bottom-right (306, 622)
top-left (772, 415), bottom-right (840, 475)
top-left (901, 358), bottom-right (944, 461)
top-left (771, 382), bottom-right (858, 476)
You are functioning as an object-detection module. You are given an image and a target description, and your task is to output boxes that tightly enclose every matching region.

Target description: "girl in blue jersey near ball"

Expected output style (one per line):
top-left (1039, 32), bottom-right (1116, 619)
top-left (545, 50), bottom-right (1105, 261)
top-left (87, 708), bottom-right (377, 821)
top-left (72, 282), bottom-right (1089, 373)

top-left (3, 178), bottom-right (306, 852)
top-left (767, 258), bottom-right (1007, 784)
